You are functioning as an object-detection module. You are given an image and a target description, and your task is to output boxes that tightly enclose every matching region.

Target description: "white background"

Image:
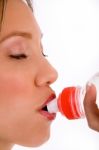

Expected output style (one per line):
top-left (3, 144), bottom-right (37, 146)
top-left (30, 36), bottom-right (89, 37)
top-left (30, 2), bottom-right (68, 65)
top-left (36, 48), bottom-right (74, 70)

top-left (13, 0), bottom-right (99, 150)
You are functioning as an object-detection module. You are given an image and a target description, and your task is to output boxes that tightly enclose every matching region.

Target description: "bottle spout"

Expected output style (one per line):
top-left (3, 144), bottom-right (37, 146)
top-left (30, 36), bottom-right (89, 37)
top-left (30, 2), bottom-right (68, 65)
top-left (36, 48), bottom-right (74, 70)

top-left (47, 98), bottom-right (59, 113)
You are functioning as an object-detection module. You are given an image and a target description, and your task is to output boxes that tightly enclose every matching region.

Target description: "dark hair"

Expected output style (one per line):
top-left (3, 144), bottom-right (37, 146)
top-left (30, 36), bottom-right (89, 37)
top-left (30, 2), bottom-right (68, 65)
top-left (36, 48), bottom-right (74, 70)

top-left (0, 0), bottom-right (33, 32)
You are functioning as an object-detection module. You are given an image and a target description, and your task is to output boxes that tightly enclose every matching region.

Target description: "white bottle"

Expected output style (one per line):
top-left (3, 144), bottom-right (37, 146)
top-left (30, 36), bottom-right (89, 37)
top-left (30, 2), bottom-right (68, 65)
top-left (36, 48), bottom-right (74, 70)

top-left (47, 73), bottom-right (99, 119)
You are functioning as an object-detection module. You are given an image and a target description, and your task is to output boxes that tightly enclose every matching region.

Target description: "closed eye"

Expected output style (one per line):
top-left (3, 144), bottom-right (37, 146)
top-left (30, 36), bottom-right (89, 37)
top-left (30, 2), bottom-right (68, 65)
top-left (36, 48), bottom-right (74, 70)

top-left (9, 54), bottom-right (27, 59)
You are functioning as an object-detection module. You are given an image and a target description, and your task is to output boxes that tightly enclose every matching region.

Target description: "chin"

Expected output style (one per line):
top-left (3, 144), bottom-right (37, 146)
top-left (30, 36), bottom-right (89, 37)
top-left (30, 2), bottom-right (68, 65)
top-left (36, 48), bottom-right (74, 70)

top-left (20, 136), bottom-right (50, 148)
top-left (30, 136), bottom-right (50, 147)
top-left (18, 130), bottom-right (50, 148)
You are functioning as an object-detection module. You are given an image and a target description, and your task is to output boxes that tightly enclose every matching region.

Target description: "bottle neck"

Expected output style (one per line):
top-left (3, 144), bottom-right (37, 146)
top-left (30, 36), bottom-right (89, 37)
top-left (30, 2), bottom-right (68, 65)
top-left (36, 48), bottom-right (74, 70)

top-left (75, 86), bottom-right (86, 118)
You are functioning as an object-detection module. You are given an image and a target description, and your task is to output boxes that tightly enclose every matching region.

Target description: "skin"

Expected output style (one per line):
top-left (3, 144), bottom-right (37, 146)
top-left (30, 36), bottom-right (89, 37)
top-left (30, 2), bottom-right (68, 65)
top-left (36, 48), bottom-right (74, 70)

top-left (84, 84), bottom-right (99, 132)
top-left (0, 0), bottom-right (58, 149)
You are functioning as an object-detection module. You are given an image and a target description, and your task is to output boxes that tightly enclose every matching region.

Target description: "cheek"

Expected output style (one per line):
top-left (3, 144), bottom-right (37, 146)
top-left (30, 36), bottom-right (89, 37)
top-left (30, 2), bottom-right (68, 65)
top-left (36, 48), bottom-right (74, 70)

top-left (0, 72), bottom-right (34, 132)
top-left (0, 72), bottom-right (31, 106)
top-left (0, 72), bottom-right (51, 146)
top-left (0, 76), bottom-right (21, 92)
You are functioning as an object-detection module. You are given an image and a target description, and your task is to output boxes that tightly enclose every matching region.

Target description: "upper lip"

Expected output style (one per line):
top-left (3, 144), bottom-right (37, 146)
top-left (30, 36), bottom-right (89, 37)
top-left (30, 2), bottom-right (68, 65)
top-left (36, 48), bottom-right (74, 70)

top-left (39, 93), bottom-right (56, 110)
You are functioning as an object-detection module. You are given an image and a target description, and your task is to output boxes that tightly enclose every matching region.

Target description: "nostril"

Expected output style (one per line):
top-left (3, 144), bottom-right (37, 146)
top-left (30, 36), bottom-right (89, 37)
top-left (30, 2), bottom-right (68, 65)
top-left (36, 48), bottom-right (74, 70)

top-left (46, 81), bottom-right (51, 85)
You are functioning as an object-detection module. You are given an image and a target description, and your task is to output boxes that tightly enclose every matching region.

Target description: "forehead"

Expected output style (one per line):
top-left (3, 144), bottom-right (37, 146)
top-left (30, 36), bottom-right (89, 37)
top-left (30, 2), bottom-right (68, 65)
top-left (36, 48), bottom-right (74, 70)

top-left (0, 0), bottom-right (41, 40)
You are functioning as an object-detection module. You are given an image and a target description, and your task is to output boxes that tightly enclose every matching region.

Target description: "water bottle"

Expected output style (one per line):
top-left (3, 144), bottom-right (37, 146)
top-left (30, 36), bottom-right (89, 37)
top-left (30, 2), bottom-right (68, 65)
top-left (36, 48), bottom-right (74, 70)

top-left (47, 73), bottom-right (99, 119)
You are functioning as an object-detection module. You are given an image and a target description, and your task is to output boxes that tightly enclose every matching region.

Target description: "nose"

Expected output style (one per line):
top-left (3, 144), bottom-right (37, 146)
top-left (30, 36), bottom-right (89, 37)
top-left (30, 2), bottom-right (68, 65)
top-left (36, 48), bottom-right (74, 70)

top-left (35, 60), bottom-right (58, 86)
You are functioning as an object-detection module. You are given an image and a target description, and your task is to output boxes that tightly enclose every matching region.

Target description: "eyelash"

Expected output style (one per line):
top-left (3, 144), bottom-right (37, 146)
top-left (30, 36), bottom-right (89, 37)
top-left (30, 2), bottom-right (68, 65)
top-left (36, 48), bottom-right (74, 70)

top-left (42, 52), bottom-right (48, 57)
top-left (9, 52), bottom-right (47, 60)
top-left (9, 54), bottom-right (27, 60)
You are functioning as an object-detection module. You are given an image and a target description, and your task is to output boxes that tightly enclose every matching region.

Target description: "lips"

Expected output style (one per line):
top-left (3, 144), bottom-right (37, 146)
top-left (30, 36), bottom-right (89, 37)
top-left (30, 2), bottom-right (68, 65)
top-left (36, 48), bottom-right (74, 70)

top-left (39, 94), bottom-right (57, 121)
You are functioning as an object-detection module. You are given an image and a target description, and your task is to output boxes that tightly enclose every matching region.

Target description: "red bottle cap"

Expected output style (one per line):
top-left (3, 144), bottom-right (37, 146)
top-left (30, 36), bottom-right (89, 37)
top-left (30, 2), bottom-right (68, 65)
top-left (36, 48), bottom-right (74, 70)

top-left (58, 87), bottom-right (82, 119)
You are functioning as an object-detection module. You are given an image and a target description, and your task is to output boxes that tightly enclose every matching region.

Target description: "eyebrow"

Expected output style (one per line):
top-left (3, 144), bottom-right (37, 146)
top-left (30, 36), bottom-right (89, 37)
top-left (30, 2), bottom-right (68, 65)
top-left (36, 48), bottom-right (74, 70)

top-left (0, 31), bottom-right (43, 43)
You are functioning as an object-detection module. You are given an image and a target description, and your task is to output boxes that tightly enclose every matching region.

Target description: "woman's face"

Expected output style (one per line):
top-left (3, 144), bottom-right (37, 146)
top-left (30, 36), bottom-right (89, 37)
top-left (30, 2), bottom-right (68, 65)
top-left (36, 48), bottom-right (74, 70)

top-left (0, 0), bottom-right (58, 147)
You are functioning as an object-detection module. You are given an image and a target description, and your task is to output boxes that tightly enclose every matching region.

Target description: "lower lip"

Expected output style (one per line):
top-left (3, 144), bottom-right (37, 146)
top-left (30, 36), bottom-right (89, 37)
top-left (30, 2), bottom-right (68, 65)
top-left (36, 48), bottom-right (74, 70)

top-left (39, 110), bottom-right (56, 121)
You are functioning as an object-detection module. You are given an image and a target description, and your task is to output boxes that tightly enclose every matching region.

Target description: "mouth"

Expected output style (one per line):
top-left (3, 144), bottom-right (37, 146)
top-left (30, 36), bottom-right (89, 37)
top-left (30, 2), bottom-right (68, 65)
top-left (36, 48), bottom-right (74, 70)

top-left (38, 94), bottom-right (57, 121)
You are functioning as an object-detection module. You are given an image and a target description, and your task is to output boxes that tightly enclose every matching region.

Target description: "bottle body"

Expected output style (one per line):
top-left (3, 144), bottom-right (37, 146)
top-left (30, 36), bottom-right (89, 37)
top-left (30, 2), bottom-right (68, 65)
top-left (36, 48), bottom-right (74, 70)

top-left (47, 73), bottom-right (99, 119)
